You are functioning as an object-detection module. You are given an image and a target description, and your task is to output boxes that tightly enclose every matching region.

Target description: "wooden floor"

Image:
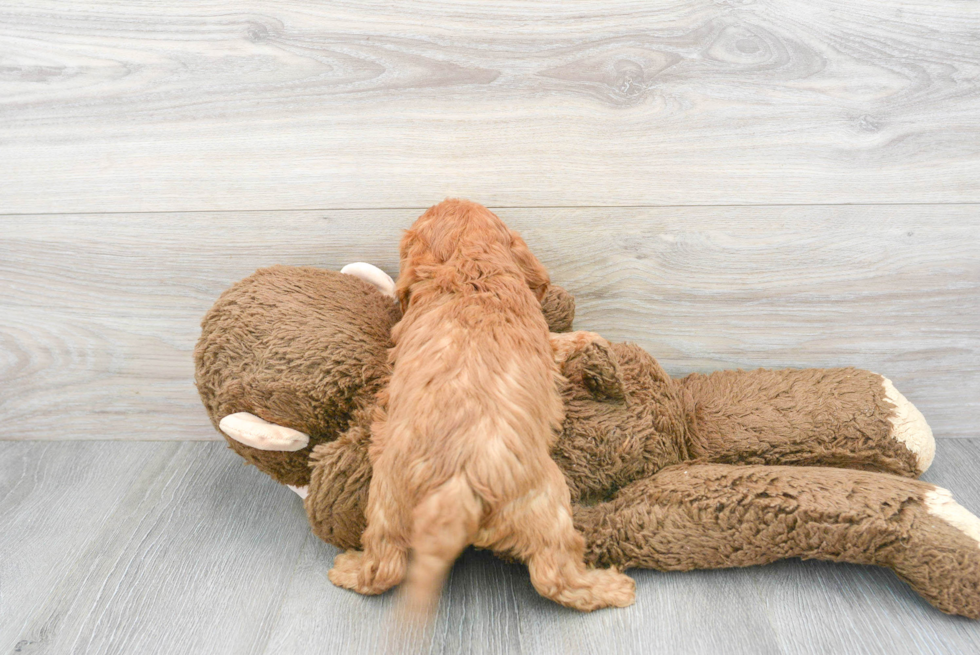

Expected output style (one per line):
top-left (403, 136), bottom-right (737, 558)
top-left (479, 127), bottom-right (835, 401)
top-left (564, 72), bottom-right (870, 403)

top-left (2, 1), bottom-right (980, 653)
top-left (2, 439), bottom-right (980, 655)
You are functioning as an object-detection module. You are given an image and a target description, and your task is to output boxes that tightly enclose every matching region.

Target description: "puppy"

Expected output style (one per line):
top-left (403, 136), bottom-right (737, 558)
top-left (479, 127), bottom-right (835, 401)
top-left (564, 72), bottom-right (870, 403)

top-left (328, 199), bottom-right (635, 614)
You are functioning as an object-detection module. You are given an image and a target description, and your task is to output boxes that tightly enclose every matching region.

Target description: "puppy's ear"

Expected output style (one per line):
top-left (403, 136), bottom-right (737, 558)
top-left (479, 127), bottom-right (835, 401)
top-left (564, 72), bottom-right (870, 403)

top-left (396, 226), bottom-right (441, 313)
top-left (509, 231), bottom-right (550, 303)
top-left (396, 228), bottom-right (422, 313)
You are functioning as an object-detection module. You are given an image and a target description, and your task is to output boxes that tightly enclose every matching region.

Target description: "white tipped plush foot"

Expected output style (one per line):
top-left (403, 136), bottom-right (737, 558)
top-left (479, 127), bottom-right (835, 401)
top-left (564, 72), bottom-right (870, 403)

top-left (341, 262), bottom-right (396, 299)
top-left (219, 412), bottom-right (310, 452)
top-left (925, 487), bottom-right (980, 549)
top-left (882, 377), bottom-right (935, 474)
top-left (287, 485), bottom-right (309, 499)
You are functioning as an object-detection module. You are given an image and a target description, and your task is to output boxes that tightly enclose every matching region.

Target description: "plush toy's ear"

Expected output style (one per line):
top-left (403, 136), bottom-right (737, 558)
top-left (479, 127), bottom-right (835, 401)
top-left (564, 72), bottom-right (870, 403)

top-left (509, 230), bottom-right (550, 303)
top-left (340, 263), bottom-right (396, 299)
top-left (541, 285), bottom-right (575, 333)
top-left (568, 341), bottom-right (626, 403)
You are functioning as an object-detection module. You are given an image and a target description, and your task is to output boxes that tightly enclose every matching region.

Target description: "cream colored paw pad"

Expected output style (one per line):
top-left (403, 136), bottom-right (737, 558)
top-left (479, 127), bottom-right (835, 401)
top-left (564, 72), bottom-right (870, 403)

top-left (926, 487), bottom-right (980, 549)
top-left (882, 377), bottom-right (935, 474)
top-left (287, 484), bottom-right (309, 499)
top-left (219, 412), bottom-right (310, 451)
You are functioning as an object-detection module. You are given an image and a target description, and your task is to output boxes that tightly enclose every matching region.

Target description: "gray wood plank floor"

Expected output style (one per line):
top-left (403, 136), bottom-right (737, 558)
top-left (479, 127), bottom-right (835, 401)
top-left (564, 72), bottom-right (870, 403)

top-left (2, 0), bottom-right (979, 212)
top-left (3, 439), bottom-right (980, 655)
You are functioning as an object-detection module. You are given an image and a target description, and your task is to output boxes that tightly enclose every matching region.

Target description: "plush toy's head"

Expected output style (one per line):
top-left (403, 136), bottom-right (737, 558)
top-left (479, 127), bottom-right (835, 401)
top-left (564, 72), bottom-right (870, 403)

top-left (194, 265), bottom-right (576, 486)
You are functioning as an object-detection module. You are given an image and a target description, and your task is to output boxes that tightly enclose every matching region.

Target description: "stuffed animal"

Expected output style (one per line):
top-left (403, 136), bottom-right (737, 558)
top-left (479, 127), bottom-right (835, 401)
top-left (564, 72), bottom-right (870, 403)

top-left (195, 263), bottom-right (980, 619)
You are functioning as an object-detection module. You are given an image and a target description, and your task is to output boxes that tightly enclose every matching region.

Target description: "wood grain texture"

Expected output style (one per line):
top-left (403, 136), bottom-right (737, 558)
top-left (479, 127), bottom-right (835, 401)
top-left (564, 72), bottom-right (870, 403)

top-left (4, 440), bottom-right (980, 654)
top-left (1, 206), bottom-right (977, 441)
top-left (1, 0), bottom-right (979, 212)
top-left (0, 441), bottom-right (162, 655)
top-left (0, 441), bottom-right (310, 655)
top-left (752, 438), bottom-right (980, 655)
top-left (264, 540), bottom-right (785, 655)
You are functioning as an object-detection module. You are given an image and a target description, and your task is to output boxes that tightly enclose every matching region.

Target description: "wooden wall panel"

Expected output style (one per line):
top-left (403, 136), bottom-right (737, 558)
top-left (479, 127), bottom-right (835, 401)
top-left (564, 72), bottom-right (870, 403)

top-left (2, 205), bottom-right (976, 439)
top-left (1, 0), bottom-right (978, 212)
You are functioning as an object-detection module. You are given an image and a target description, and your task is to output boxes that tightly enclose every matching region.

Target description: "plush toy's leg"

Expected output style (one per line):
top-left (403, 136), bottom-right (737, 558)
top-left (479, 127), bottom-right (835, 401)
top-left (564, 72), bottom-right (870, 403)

top-left (575, 463), bottom-right (980, 618)
top-left (678, 368), bottom-right (935, 477)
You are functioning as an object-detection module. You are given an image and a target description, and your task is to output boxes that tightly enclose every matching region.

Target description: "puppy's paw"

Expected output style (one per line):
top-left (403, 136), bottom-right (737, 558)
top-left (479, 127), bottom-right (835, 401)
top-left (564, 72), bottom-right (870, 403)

top-left (534, 562), bottom-right (636, 611)
top-left (583, 568), bottom-right (636, 610)
top-left (328, 549), bottom-right (404, 595)
top-left (550, 331), bottom-right (609, 367)
top-left (328, 550), bottom-right (366, 592)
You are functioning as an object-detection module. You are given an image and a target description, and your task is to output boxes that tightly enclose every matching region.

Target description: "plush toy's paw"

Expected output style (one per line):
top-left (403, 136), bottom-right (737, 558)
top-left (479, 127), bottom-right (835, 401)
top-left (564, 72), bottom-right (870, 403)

top-left (881, 377), bottom-right (936, 474)
top-left (897, 486), bottom-right (980, 618)
top-left (218, 412), bottom-right (310, 451)
top-left (541, 285), bottom-right (576, 334)
top-left (925, 487), bottom-right (980, 547)
top-left (341, 262), bottom-right (396, 299)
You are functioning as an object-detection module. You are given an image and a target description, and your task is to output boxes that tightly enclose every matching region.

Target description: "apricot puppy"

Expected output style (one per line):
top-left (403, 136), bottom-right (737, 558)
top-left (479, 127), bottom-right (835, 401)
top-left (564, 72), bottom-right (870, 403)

top-left (327, 199), bottom-right (635, 613)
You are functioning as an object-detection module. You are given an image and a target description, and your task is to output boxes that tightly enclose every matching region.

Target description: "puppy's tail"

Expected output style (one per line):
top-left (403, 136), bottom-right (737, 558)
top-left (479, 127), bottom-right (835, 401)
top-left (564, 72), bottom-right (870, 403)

top-left (399, 475), bottom-right (481, 620)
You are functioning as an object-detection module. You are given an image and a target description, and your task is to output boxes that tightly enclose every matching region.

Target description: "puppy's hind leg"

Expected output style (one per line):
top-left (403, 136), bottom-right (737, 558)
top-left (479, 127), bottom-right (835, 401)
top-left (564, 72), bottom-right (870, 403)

top-left (399, 475), bottom-right (482, 617)
top-left (329, 474), bottom-right (409, 595)
top-left (503, 464), bottom-right (635, 611)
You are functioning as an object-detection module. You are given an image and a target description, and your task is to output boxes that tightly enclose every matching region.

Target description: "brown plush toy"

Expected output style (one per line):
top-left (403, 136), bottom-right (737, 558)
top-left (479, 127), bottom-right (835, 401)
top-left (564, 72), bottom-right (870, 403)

top-left (195, 262), bottom-right (980, 619)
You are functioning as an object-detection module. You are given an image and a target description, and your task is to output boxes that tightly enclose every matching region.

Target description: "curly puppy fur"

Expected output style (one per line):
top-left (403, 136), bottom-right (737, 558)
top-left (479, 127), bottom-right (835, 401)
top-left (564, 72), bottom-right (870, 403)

top-left (327, 199), bottom-right (635, 613)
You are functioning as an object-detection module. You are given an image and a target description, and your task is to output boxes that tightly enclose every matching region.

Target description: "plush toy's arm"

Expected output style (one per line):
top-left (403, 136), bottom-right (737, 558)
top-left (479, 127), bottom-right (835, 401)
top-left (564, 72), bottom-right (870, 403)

top-left (574, 463), bottom-right (980, 619)
top-left (678, 368), bottom-right (935, 477)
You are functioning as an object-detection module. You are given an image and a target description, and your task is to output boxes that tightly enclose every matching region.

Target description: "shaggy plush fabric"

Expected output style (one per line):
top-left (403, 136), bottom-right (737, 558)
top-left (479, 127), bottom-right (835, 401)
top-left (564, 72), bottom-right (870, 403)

top-left (195, 266), bottom-right (400, 486)
top-left (195, 265), bottom-right (980, 619)
top-left (679, 367), bottom-right (920, 476)
top-left (575, 464), bottom-right (980, 618)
